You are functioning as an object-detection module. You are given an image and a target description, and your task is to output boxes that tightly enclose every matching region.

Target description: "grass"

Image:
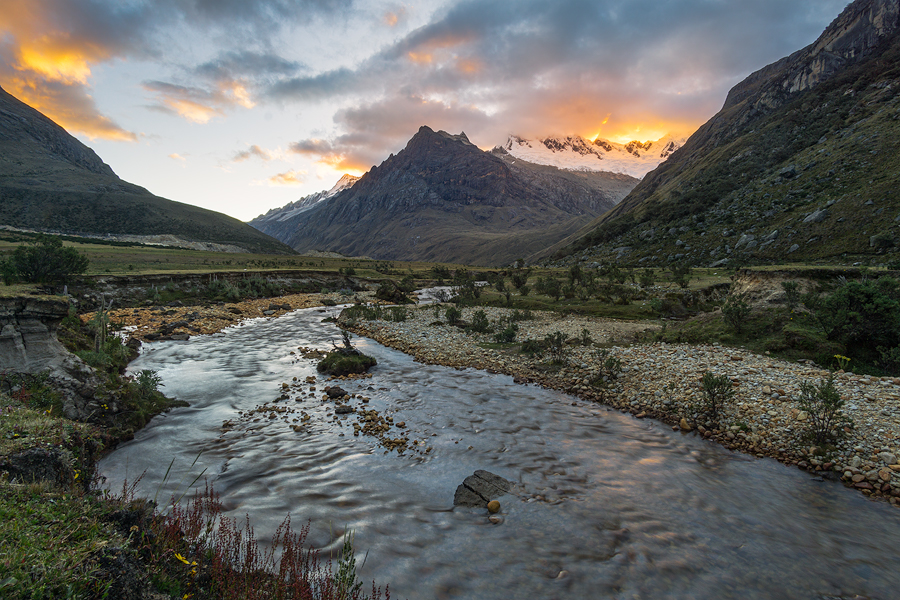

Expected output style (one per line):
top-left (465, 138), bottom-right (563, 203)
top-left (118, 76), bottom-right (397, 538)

top-left (0, 230), bottom-right (474, 280)
top-left (0, 480), bottom-right (130, 599)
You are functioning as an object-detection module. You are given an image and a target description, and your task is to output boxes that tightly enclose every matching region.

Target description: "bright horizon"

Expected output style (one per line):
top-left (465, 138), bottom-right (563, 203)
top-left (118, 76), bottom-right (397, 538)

top-left (0, 0), bottom-right (848, 221)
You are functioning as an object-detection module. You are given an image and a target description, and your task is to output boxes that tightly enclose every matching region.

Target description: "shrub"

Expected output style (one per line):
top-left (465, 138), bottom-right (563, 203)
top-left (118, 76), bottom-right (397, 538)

top-left (510, 269), bottom-right (531, 290)
top-left (580, 328), bottom-right (593, 346)
top-left (520, 339), bottom-right (543, 356)
top-left (6, 235), bottom-right (89, 285)
top-left (639, 268), bottom-right (655, 288)
top-left (797, 375), bottom-right (851, 444)
top-left (467, 310), bottom-right (492, 334)
top-left (398, 274), bottom-right (417, 293)
top-left (519, 285), bottom-right (530, 297)
top-left (375, 281), bottom-right (412, 304)
top-left (590, 349), bottom-right (622, 386)
top-left (493, 323), bottom-right (518, 343)
top-left (670, 263), bottom-right (691, 289)
top-left (803, 277), bottom-right (900, 372)
top-left (445, 306), bottom-right (462, 325)
top-left (699, 371), bottom-right (734, 423)
top-left (722, 293), bottom-right (751, 333)
top-left (543, 331), bottom-right (568, 364)
top-left (781, 281), bottom-right (801, 311)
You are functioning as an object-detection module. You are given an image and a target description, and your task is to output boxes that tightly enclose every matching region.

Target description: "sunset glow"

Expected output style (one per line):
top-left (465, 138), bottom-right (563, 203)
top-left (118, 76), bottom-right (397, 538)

top-left (17, 46), bottom-right (93, 84)
top-left (0, 0), bottom-right (848, 220)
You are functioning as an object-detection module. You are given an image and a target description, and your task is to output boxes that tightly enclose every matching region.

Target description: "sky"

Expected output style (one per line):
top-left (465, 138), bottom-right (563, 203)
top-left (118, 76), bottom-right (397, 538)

top-left (0, 0), bottom-right (850, 221)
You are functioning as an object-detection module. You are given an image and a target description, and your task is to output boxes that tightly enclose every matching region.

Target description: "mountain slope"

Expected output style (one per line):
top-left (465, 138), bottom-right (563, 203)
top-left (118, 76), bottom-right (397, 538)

top-left (548, 0), bottom-right (900, 266)
top-left (250, 174), bottom-right (360, 243)
top-left (0, 85), bottom-right (293, 254)
top-left (503, 133), bottom-right (684, 178)
top-left (250, 126), bottom-right (637, 265)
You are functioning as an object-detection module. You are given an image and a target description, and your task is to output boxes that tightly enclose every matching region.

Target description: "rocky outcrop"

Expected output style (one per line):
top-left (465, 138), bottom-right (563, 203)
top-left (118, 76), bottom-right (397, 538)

top-left (0, 295), bottom-right (102, 420)
top-left (726, 0), bottom-right (900, 111)
top-left (0, 296), bottom-right (71, 372)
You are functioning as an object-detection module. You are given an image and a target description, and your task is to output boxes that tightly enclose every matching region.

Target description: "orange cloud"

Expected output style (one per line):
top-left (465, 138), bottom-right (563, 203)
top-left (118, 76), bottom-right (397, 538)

top-left (268, 169), bottom-right (308, 186)
top-left (1, 77), bottom-right (137, 141)
top-left (0, 2), bottom-right (136, 141)
top-left (456, 58), bottom-right (482, 74)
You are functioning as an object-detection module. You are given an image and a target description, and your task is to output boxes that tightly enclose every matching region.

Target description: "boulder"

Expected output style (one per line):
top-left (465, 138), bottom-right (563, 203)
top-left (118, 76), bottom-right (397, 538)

top-left (453, 470), bottom-right (513, 508)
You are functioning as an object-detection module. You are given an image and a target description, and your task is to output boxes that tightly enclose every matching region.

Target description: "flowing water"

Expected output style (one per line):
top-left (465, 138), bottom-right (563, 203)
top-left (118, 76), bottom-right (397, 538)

top-left (99, 305), bottom-right (900, 600)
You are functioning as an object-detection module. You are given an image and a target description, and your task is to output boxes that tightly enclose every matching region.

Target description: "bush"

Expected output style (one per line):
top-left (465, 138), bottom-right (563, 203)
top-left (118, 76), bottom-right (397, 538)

top-left (493, 323), bottom-right (518, 343)
top-left (797, 375), bottom-right (851, 444)
top-left (543, 331), bottom-right (568, 364)
top-left (722, 293), bottom-right (751, 333)
top-left (781, 281), bottom-right (801, 311)
top-left (445, 306), bottom-right (462, 325)
top-left (375, 281), bottom-right (412, 304)
top-left (698, 371), bottom-right (734, 423)
top-left (670, 263), bottom-right (691, 289)
top-left (398, 274), bottom-right (417, 293)
top-left (803, 277), bottom-right (900, 372)
top-left (467, 310), bottom-right (492, 334)
top-left (4, 235), bottom-right (89, 285)
top-left (639, 268), bottom-right (655, 288)
top-left (520, 339), bottom-right (543, 356)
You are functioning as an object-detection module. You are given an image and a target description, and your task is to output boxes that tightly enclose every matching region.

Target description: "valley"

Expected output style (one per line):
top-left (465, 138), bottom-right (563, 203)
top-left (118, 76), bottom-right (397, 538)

top-left (2, 0), bottom-right (900, 597)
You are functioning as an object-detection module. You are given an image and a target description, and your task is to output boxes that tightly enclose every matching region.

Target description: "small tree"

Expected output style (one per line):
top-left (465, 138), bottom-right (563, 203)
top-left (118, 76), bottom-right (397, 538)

top-left (798, 375), bottom-right (851, 444)
top-left (544, 331), bottom-right (568, 364)
top-left (699, 371), bottom-right (734, 423)
top-left (722, 293), bottom-right (751, 333)
top-left (8, 235), bottom-right (89, 284)
top-left (669, 263), bottom-right (691, 289)
top-left (781, 280), bottom-right (801, 311)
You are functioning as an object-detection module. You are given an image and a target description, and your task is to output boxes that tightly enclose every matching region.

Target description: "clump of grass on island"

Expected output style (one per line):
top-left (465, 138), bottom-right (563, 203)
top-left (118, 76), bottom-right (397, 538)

top-left (317, 331), bottom-right (377, 376)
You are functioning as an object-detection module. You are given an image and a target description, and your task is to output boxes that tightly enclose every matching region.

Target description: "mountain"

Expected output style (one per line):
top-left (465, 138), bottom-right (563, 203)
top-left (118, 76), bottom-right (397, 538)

top-left (249, 126), bottom-right (638, 265)
top-left (547, 0), bottom-right (900, 267)
top-left (250, 174), bottom-right (360, 242)
top-left (0, 85), bottom-right (293, 254)
top-left (502, 133), bottom-right (684, 178)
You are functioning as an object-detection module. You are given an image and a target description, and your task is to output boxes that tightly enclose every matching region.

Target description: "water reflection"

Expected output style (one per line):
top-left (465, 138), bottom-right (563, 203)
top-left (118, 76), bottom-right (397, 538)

top-left (100, 306), bottom-right (900, 599)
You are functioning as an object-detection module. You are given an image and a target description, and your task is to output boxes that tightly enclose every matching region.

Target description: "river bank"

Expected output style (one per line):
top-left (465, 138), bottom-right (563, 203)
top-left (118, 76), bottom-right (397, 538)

top-left (338, 304), bottom-right (900, 506)
top-left (101, 290), bottom-right (900, 505)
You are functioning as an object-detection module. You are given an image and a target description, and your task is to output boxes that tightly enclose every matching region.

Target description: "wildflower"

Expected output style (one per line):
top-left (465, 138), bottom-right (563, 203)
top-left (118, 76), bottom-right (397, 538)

top-left (175, 553), bottom-right (197, 566)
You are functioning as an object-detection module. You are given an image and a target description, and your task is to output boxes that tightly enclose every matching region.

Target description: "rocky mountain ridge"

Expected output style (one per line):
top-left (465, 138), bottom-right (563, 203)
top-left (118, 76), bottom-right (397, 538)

top-left (547, 0), bottom-right (900, 267)
top-left (250, 126), bottom-right (638, 265)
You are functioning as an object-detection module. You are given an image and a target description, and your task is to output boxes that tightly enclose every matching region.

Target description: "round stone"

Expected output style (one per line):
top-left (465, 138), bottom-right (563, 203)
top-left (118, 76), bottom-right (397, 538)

top-left (487, 500), bottom-right (501, 513)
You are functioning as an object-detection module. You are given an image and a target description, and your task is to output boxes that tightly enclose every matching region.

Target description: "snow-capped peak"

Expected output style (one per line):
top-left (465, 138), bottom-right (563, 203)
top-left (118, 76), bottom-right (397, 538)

top-left (503, 133), bottom-right (684, 178)
top-left (253, 174), bottom-right (361, 224)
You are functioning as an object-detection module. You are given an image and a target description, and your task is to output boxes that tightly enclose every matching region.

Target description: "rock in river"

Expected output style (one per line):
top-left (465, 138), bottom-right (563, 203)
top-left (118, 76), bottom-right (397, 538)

top-left (453, 470), bottom-right (513, 508)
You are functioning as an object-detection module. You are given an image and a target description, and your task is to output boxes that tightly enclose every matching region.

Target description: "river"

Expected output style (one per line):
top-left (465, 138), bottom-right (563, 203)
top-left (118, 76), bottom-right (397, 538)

top-left (99, 304), bottom-right (900, 599)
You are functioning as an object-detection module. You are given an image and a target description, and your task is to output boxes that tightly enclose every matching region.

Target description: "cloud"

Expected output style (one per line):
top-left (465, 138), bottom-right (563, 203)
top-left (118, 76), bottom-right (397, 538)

top-left (267, 169), bottom-right (308, 185)
top-left (169, 153), bottom-right (186, 161)
top-left (287, 93), bottom-right (492, 171)
top-left (0, 0), bottom-right (349, 135)
top-left (268, 0), bottom-right (848, 163)
top-left (232, 144), bottom-right (274, 162)
top-left (0, 0), bottom-right (149, 140)
top-left (143, 75), bottom-right (264, 123)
